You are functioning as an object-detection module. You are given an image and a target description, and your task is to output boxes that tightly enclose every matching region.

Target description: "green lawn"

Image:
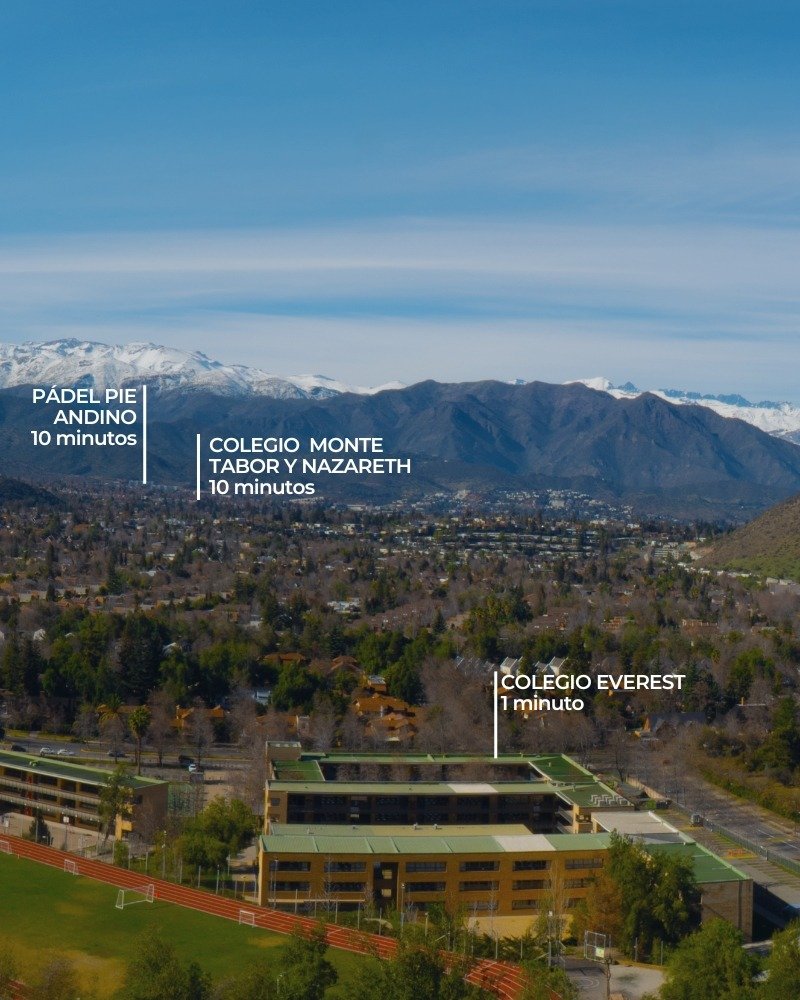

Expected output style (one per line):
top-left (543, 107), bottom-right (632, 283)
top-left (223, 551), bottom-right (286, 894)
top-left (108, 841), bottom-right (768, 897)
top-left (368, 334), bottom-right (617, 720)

top-left (0, 853), bottom-right (366, 996)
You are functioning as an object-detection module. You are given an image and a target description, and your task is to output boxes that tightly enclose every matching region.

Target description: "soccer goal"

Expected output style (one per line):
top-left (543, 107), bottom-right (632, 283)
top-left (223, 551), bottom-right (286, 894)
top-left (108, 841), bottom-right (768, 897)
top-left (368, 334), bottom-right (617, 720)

top-left (238, 909), bottom-right (256, 927)
top-left (115, 884), bottom-right (155, 909)
top-left (0, 839), bottom-right (11, 855)
top-left (64, 858), bottom-right (78, 875)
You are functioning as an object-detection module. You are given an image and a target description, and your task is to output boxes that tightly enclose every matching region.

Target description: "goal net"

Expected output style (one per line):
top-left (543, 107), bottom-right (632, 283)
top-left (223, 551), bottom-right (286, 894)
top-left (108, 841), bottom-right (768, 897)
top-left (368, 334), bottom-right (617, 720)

top-left (115, 884), bottom-right (155, 909)
top-left (238, 909), bottom-right (256, 927)
top-left (0, 839), bottom-right (11, 855)
top-left (64, 859), bottom-right (78, 875)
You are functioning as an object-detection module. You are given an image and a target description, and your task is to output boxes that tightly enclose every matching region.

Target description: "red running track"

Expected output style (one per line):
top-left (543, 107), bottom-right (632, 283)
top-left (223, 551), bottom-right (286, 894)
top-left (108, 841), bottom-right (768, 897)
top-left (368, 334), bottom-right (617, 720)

top-left (1, 835), bottom-right (529, 999)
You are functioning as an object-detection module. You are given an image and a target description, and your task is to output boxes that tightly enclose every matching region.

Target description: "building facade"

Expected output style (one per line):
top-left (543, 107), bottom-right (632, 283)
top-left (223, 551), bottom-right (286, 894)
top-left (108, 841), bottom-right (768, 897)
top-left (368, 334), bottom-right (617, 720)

top-left (0, 749), bottom-right (168, 840)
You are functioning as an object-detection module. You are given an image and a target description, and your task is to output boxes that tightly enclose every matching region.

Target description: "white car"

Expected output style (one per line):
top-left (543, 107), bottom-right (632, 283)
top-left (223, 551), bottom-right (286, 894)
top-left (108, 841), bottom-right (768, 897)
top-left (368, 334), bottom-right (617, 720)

top-left (56, 748), bottom-right (76, 757)
top-left (38, 747), bottom-right (53, 756)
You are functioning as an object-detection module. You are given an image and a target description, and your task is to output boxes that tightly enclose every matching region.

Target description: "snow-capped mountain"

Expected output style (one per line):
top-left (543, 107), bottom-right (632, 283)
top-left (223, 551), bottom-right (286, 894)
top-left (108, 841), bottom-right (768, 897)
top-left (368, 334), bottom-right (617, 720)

top-left (0, 339), bottom-right (404, 399)
top-left (568, 378), bottom-right (800, 443)
top-left (3, 340), bottom-right (799, 446)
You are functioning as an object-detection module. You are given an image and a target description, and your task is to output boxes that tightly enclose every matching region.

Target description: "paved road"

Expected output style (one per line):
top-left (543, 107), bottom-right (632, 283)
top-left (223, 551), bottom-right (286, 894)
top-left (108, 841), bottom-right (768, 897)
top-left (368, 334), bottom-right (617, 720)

top-left (0, 833), bottom-right (533, 999)
top-left (634, 749), bottom-right (800, 868)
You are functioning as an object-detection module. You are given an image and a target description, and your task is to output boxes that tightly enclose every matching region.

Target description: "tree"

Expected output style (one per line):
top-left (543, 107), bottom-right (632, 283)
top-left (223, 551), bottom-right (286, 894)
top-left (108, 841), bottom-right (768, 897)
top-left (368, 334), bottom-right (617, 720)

top-left (177, 797), bottom-right (258, 870)
top-left (520, 966), bottom-right (577, 1000)
top-left (120, 929), bottom-right (211, 1000)
top-left (129, 705), bottom-right (152, 775)
top-left (760, 921), bottom-right (800, 999)
top-left (217, 960), bottom-right (278, 1000)
top-left (571, 870), bottom-right (624, 946)
top-left (98, 695), bottom-right (127, 758)
top-left (27, 957), bottom-right (83, 1000)
top-left (384, 660), bottom-right (424, 705)
top-left (0, 945), bottom-right (17, 1000)
top-left (98, 765), bottom-right (134, 843)
top-left (337, 933), bottom-right (490, 1000)
top-left (147, 688), bottom-right (175, 767)
top-left (275, 927), bottom-right (337, 1000)
top-left (25, 809), bottom-right (51, 845)
top-left (117, 613), bottom-right (167, 700)
top-left (185, 698), bottom-right (214, 768)
top-left (605, 834), bottom-right (700, 959)
top-left (658, 920), bottom-right (757, 1000)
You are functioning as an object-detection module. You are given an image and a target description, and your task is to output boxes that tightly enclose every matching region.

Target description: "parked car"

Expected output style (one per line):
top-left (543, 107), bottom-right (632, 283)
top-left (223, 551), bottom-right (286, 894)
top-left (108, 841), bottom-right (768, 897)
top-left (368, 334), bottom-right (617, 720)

top-left (38, 747), bottom-right (53, 756)
top-left (107, 749), bottom-right (127, 759)
top-left (188, 762), bottom-right (203, 773)
top-left (56, 748), bottom-right (76, 757)
top-left (10, 743), bottom-right (26, 752)
top-left (178, 754), bottom-right (195, 766)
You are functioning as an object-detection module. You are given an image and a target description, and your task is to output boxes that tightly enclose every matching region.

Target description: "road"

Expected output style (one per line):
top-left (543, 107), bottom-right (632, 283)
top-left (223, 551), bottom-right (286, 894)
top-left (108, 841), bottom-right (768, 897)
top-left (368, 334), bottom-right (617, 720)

top-left (632, 748), bottom-right (800, 868)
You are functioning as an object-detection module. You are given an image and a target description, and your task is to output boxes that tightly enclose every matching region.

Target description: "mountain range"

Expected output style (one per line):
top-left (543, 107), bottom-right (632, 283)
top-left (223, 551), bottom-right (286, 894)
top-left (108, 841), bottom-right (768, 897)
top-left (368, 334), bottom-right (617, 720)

top-left (3, 340), bottom-right (800, 444)
top-left (2, 338), bottom-right (800, 520)
top-left (0, 339), bottom-right (403, 400)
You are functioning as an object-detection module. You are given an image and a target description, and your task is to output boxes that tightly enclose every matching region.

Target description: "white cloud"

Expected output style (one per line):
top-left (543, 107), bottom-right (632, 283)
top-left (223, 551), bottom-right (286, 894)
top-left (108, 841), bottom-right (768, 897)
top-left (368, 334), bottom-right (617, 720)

top-left (0, 216), bottom-right (798, 399)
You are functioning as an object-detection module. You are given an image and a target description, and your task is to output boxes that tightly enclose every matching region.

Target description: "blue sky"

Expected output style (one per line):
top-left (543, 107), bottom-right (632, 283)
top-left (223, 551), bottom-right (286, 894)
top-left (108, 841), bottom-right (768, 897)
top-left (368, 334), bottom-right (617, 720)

top-left (1, 1), bottom-right (799, 397)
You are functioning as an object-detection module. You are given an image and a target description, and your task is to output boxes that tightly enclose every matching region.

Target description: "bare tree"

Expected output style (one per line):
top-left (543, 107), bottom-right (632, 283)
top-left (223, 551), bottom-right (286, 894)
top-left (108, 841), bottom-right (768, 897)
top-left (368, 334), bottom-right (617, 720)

top-left (147, 688), bottom-right (175, 767)
top-left (185, 698), bottom-right (213, 769)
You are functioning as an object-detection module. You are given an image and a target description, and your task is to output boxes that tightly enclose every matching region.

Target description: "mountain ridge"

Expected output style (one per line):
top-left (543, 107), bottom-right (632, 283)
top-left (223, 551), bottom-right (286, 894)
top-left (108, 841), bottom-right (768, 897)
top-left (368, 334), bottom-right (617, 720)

top-left (3, 376), bottom-right (800, 520)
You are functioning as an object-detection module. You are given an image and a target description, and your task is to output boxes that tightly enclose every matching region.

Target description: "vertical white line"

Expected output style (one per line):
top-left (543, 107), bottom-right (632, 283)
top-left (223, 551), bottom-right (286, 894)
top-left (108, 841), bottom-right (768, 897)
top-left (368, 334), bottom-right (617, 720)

top-left (196, 434), bottom-right (201, 500)
top-left (493, 671), bottom-right (499, 758)
top-left (141, 385), bottom-right (148, 484)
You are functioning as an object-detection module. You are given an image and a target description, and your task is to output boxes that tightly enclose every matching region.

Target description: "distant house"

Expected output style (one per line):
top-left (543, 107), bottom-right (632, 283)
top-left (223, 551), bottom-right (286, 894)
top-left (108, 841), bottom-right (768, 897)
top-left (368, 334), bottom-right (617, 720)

top-left (327, 599), bottom-right (361, 615)
top-left (499, 657), bottom-right (521, 676)
top-left (638, 712), bottom-right (706, 738)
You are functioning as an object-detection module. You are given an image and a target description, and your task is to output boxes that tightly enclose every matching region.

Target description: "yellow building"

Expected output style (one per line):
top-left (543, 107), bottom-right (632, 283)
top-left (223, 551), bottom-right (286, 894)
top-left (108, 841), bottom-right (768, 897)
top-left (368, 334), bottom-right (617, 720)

top-left (259, 748), bottom-right (753, 938)
top-left (0, 749), bottom-right (168, 841)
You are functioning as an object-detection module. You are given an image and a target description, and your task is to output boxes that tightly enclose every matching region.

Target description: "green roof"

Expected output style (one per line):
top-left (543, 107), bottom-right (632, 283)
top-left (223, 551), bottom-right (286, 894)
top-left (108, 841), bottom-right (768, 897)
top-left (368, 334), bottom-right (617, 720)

top-left (646, 840), bottom-right (749, 884)
top-left (0, 750), bottom-right (165, 789)
top-left (528, 754), bottom-right (596, 784)
top-left (263, 823), bottom-right (571, 856)
top-left (267, 780), bottom-right (559, 796)
top-left (544, 833), bottom-right (612, 852)
top-left (270, 751), bottom-right (596, 783)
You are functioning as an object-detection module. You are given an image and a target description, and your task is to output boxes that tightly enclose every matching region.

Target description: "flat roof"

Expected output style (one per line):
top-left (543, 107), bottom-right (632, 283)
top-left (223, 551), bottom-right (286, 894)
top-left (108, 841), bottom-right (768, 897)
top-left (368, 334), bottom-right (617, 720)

top-left (261, 816), bottom-right (751, 883)
top-left (270, 751), bottom-right (596, 783)
top-left (267, 780), bottom-right (559, 796)
top-left (262, 822), bottom-right (564, 856)
top-left (268, 751), bottom-right (630, 811)
top-left (594, 810), bottom-right (683, 843)
top-left (0, 749), bottom-right (165, 789)
top-left (650, 840), bottom-right (749, 884)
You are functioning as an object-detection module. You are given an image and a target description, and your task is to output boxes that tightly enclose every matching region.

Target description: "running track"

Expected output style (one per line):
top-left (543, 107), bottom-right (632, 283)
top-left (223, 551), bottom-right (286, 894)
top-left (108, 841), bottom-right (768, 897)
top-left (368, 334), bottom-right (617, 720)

top-left (1, 834), bottom-right (535, 999)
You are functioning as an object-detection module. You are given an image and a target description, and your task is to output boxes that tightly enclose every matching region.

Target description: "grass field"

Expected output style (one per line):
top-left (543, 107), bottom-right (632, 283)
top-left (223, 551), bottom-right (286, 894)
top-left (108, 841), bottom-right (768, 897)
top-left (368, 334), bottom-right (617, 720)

top-left (0, 853), bottom-right (366, 996)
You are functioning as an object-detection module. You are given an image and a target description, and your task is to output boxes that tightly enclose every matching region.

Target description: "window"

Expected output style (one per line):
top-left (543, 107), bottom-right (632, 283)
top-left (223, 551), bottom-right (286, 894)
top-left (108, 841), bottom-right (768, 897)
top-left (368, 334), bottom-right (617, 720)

top-left (325, 861), bottom-right (366, 873)
top-left (406, 882), bottom-right (446, 893)
top-left (565, 877), bottom-right (591, 889)
top-left (513, 859), bottom-right (549, 871)
top-left (459, 881), bottom-right (499, 892)
top-left (512, 879), bottom-right (546, 890)
top-left (277, 861), bottom-right (311, 872)
top-left (273, 881), bottom-right (310, 893)
top-left (406, 861), bottom-right (447, 873)
top-left (512, 899), bottom-right (540, 911)
top-left (564, 858), bottom-right (603, 870)
top-left (459, 860), bottom-right (499, 873)
top-left (332, 882), bottom-right (366, 893)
